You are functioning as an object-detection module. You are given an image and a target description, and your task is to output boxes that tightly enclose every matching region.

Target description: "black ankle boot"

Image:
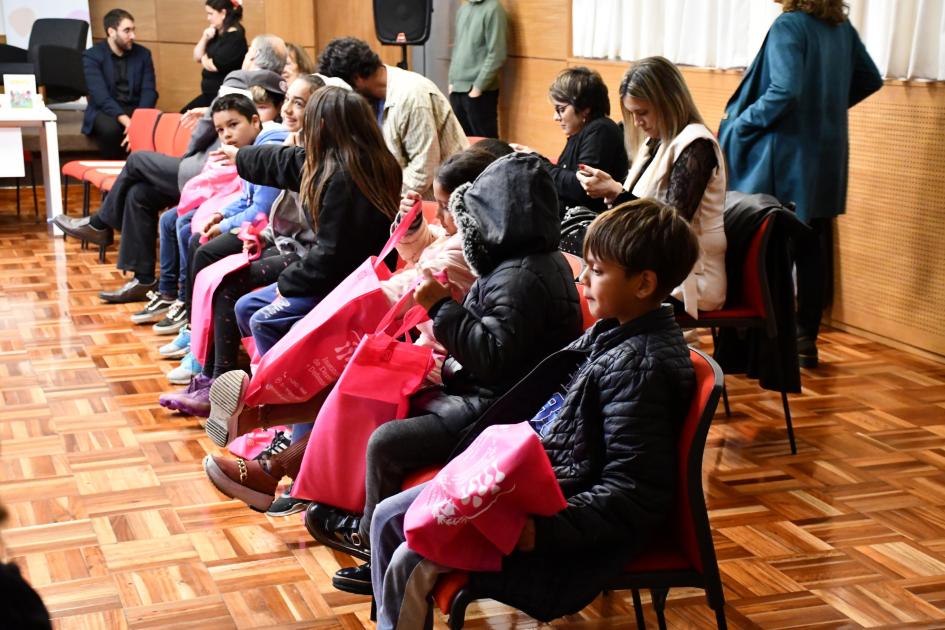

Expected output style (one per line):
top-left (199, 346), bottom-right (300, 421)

top-left (797, 335), bottom-right (818, 368)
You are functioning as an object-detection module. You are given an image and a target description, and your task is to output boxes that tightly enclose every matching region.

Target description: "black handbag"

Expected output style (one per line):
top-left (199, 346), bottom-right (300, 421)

top-left (559, 206), bottom-right (598, 256)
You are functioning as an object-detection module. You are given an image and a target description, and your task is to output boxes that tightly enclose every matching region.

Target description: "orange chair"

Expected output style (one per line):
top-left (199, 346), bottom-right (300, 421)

top-left (674, 214), bottom-right (797, 454)
top-left (433, 348), bottom-right (726, 630)
top-left (153, 112), bottom-right (182, 156)
top-left (81, 111), bottom-right (180, 193)
top-left (172, 121), bottom-right (194, 157)
top-left (61, 108), bottom-right (160, 215)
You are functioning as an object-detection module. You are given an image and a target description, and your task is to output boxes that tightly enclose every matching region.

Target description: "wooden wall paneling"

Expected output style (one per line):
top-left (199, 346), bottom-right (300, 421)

top-left (829, 81), bottom-right (945, 356)
top-left (499, 57), bottom-right (569, 156)
top-left (89, 0), bottom-right (158, 42)
top-left (263, 0), bottom-right (316, 47)
top-left (241, 0), bottom-right (268, 39)
top-left (315, 0), bottom-right (401, 67)
top-left (153, 0), bottom-right (264, 44)
top-left (155, 43), bottom-right (204, 113)
top-left (155, 0), bottom-right (210, 44)
top-left (500, 0), bottom-right (570, 60)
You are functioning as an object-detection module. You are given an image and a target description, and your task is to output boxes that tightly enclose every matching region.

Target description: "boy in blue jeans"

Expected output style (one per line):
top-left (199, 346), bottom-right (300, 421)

top-left (367, 198), bottom-right (700, 628)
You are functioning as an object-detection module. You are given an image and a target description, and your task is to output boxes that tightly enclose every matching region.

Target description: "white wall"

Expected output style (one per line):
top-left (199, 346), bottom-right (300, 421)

top-left (1, 0), bottom-right (92, 47)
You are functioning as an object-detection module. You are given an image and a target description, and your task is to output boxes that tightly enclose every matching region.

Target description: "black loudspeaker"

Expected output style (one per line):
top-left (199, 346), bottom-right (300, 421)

top-left (373, 0), bottom-right (434, 45)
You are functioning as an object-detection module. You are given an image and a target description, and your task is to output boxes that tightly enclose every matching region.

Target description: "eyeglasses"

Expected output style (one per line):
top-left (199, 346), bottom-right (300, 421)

top-left (553, 103), bottom-right (571, 117)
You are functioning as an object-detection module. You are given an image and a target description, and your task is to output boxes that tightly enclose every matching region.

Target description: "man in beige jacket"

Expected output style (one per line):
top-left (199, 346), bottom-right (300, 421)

top-left (317, 37), bottom-right (468, 196)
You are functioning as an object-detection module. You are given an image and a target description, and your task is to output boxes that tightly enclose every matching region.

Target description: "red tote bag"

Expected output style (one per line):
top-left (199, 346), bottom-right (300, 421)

top-left (243, 202), bottom-right (423, 406)
top-left (290, 295), bottom-right (434, 511)
top-left (404, 422), bottom-right (567, 571)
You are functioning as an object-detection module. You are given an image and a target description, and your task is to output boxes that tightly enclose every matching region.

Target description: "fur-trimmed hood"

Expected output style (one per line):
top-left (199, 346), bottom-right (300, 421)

top-left (448, 153), bottom-right (561, 276)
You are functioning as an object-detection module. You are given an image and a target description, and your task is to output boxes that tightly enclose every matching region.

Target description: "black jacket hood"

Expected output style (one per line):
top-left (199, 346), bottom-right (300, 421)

top-left (448, 153), bottom-right (561, 276)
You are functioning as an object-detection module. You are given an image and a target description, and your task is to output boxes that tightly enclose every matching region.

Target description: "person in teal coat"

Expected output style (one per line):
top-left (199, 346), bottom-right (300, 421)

top-left (719, 0), bottom-right (882, 368)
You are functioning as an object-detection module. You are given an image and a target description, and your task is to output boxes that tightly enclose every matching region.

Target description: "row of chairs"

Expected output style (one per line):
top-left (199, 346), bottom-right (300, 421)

top-left (61, 109), bottom-right (193, 261)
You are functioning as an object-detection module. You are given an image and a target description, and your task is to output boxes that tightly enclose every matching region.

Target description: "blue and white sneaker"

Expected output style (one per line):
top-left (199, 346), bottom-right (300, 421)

top-left (159, 326), bottom-right (191, 359)
top-left (167, 351), bottom-right (202, 385)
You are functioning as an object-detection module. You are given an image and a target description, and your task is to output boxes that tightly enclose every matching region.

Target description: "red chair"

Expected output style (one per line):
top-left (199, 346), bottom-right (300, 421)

top-left (153, 112), bottom-right (182, 156)
top-left (433, 348), bottom-right (726, 629)
top-left (575, 283), bottom-right (596, 331)
top-left (61, 108), bottom-right (160, 215)
top-left (560, 251), bottom-right (584, 280)
top-left (674, 215), bottom-right (797, 454)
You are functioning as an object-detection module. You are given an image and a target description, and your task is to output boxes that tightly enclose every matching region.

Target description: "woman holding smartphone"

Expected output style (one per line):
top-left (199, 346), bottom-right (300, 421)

top-left (577, 56), bottom-right (726, 320)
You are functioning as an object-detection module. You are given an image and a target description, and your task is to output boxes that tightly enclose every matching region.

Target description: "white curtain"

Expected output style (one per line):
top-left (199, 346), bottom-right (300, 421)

top-left (572, 0), bottom-right (945, 80)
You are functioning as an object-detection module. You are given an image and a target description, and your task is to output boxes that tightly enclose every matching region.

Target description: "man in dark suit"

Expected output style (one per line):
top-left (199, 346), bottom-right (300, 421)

top-left (82, 8), bottom-right (158, 159)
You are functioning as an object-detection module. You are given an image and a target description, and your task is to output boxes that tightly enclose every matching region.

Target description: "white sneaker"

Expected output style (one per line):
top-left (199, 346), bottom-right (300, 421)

top-left (167, 351), bottom-right (202, 385)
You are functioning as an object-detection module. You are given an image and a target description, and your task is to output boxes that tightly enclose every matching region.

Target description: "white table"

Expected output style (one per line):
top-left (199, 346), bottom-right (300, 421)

top-left (0, 106), bottom-right (62, 231)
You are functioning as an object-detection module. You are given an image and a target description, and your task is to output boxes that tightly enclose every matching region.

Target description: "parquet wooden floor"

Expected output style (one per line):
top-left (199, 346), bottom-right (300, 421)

top-left (3, 195), bottom-right (945, 629)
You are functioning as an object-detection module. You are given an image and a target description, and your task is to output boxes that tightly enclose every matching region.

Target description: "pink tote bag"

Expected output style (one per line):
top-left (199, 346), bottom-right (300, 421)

top-left (290, 293), bottom-right (433, 511)
top-left (404, 422), bottom-right (567, 571)
top-left (189, 214), bottom-right (268, 366)
top-left (243, 201), bottom-right (423, 406)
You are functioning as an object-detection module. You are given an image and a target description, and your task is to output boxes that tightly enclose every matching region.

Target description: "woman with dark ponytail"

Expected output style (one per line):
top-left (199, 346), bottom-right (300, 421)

top-left (183, 0), bottom-right (248, 111)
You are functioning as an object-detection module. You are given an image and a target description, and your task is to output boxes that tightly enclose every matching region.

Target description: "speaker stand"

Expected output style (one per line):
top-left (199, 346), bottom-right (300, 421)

top-left (397, 44), bottom-right (409, 70)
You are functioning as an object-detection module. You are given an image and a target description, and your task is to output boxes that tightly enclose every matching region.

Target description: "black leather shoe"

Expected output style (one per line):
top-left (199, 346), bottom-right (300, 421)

top-left (304, 502), bottom-right (370, 561)
top-left (53, 214), bottom-right (114, 247)
top-left (99, 278), bottom-right (158, 304)
top-left (332, 563), bottom-right (372, 595)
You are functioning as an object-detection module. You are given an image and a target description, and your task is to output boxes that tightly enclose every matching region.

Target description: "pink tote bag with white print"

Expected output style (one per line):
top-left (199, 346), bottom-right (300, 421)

top-left (404, 422), bottom-right (567, 571)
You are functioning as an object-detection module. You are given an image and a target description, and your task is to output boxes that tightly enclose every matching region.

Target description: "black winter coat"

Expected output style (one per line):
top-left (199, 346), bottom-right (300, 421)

top-left (235, 144), bottom-right (396, 298)
top-left (715, 192), bottom-right (809, 393)
top-left (540, 116), bottom-right (628, 216)
top-left (466, 305), bottom-right (695, 621)
top-left (425, 153), bottom-right (583, 434)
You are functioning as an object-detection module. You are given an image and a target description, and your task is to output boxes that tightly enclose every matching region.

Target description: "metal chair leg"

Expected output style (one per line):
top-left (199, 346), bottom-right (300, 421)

top-left (710, 328), bottom-right (732, 417)
top-left (781, 390), bottom-right (796, 454)
top-left (64, 176), bottom-right (69, 215)
top-left (771, 332), bottom-right (798, 455)
top-left (15, 177), bottom-right (21, 216)
top-left (715, 606), bottom-right (728, 630)
top-left (651, 588), bottom-right (668, 630)
top-left (98, 244), bottom-right (107, 264)
top-left (30, 159), bottom-right (38, 221)
top-left (631, 588), bottom-right (646, 629)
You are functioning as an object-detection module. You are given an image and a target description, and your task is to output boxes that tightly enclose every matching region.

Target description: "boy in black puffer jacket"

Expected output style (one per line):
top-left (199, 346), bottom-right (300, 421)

top-left (306, 153), bottom-right (583, 589)
top-left (368, 198), bottom-right (700, 628)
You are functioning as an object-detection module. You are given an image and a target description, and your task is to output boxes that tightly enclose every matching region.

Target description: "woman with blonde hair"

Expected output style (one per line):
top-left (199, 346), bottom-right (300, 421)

top-left (720, 0), bottom-right (881, 367)
top-left (578, 56), bottom-right (727, 319)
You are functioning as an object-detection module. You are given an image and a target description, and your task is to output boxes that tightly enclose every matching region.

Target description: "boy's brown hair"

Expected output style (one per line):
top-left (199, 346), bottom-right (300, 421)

top-left (583, 198), bottom-right (699, 300)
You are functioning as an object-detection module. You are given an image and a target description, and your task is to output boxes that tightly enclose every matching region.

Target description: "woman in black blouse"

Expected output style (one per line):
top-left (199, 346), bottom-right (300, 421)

top-left (182, 0), bottom-right (248, 112)
top-left (511, 66), bottom-right (628, 217)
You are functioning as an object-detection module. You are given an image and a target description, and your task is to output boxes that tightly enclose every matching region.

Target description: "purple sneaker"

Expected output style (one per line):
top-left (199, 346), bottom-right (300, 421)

top-left (159, 375), bottom-right (215, 417)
